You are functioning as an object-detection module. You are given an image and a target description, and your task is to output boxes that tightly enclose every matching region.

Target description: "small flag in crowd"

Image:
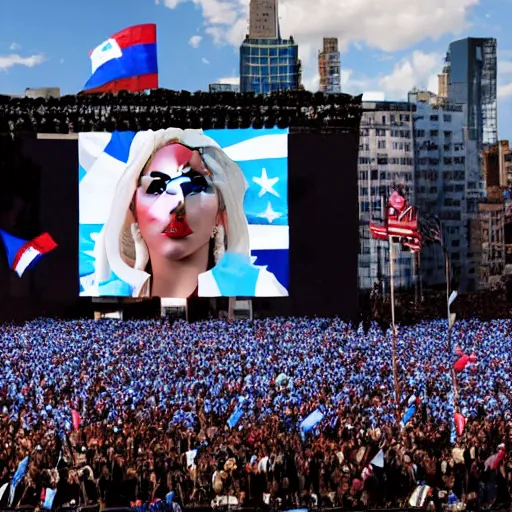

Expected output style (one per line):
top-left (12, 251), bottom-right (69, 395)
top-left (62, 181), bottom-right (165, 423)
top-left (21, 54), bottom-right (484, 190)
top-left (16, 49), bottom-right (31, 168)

top-left (9, 456), bottom-right (29, 506)
top-left (370, 449), bottom-right (385, 468)
top-left (83, 24), bottom-right (158, 94)
top-left (299, 408), bottom-right (324, 441)
top-left (448, 291), bottom-right (458, 329)
top-left (227, 396), bottom-right (246, 429)
top-left (71, 409), bottom-right (81, 431)
top-left (0, 229), bottom-right (57, 278)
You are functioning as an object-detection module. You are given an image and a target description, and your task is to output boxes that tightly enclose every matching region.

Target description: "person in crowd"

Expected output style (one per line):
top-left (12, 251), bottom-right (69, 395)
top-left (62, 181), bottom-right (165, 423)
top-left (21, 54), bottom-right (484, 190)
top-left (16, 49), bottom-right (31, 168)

top-left (0, 317), bottom-right (510, 510)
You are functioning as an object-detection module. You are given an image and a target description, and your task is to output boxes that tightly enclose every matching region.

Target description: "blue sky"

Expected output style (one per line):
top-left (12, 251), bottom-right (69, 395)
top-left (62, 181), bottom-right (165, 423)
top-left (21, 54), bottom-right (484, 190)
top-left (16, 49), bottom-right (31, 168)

top-left (0, 0), bottom-right (510, 137)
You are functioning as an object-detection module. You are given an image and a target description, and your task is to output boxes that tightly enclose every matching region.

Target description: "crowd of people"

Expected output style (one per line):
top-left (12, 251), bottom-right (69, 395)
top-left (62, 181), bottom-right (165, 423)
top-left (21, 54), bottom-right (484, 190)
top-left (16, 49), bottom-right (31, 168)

top-left (0, 317), bottom-right (510, 511)
top-left (0, 90), bottom-right (362, 134)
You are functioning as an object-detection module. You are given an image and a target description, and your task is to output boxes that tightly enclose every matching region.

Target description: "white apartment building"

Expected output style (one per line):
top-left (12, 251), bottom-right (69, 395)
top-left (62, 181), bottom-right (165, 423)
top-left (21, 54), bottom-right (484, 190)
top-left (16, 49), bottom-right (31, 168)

top-left (358, 101), bottom-right (416, 290)
top-left (413, 101), bottom-right (486, 290)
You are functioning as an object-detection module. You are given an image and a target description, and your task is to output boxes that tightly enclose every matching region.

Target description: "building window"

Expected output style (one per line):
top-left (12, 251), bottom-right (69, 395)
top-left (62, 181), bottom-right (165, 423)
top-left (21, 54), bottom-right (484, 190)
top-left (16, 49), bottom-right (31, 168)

top-left (443, 114), bottom-right (452, 122)
top-left (377, 140), bottom-right (386, 149)
top-left (430, 115), bottom-right (438, 121)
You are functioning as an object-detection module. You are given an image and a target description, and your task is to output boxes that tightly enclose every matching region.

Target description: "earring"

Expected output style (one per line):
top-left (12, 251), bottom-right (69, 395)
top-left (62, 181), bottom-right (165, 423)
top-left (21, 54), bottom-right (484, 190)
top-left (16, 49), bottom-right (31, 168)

top-left (211, 226), bottom-right (218, 239)
top-left (213, 225), bottom-right (226, 263)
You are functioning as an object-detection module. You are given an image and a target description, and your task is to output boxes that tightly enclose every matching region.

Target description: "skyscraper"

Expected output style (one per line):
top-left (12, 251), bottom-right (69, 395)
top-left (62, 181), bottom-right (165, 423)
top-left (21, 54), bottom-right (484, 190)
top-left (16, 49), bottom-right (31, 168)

top-left (240, 0), bottom-right (301, 93)
top-left (445, 37), bottom-right (497, 146)
top-left (318, 38), bottom-right (341, 94)
top-left (249, 0), bottom-right (278, 39)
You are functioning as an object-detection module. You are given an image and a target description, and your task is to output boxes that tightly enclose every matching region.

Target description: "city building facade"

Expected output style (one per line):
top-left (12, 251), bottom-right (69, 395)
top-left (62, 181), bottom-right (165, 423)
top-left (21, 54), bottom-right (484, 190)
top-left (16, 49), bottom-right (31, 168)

top-left (358, 101), bottom-right (416, 290)
top-left (249, 0), bottom-right (278, 38)
top-left (240, 36), bottom-right (300, 93)
top-left (209, 83), bottom-right (240, 93)
top-left (318, 38), bottom-right (341, 94)
top-left (470, 202), bottom-right (505, 288)
top-left (421, 36), bottom-right (500, 290)
top-left (240, 0), bottom-right (301, 93)
top-left (445, 37), bottom-right (498, 147)
top-left (413, 100), bottom-right (485, 290)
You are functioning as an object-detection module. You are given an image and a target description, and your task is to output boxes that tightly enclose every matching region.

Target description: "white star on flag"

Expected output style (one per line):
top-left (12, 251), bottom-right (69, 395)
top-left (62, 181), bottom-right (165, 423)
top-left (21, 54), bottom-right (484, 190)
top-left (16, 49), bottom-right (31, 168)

top-left (253, 168), bottom-right (280, 198)
top-left (258, 201), bottom-right (283, 224)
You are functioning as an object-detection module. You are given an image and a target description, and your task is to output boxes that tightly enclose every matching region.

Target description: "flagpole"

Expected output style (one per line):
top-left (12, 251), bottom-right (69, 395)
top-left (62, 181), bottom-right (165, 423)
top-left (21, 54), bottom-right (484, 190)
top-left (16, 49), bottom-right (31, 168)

top-left (443, 234), bottom-right (458, 409)
top-left (388, 235), bottom-right (400, 424)
top-left (414, 250), bottom-right (419, 309)
top-left (417, 251), bottom-right (424, 304)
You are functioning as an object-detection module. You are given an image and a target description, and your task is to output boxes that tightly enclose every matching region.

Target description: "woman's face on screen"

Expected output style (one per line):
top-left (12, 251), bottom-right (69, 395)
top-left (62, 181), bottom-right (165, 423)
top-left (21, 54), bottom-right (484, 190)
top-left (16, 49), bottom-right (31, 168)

top-left (134, 143), bottom-right (219, 261)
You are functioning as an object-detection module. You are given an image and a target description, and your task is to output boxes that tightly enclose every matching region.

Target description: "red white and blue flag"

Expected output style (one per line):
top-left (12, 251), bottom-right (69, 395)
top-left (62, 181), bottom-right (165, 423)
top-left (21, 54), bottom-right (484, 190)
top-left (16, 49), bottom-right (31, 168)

top-left (0, 229), bottom-right (58, 278)
top-left (83, 24), bottom-right (158, 94)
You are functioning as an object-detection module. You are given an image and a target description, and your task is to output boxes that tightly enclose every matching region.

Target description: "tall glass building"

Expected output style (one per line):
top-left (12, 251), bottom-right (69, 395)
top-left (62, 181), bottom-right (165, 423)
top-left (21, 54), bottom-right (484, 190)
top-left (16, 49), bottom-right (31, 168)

top-left (446, 37), bottom-right (497, 146)
top-left (240, 37), bottom-right (300, 93)
top-left (239, 0), bottom-right (300, 93)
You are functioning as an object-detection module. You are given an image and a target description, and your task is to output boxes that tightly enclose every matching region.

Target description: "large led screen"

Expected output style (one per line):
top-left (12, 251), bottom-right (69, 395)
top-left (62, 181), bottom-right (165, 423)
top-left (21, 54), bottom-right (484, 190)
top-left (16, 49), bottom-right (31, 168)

top-left (79, 128), bottom-right (289, 298)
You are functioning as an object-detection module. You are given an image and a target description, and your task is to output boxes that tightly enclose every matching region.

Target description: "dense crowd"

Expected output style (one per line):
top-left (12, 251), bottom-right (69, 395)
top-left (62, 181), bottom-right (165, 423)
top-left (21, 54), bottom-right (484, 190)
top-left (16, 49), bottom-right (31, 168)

top-left (0, 317), bottom-right (511, 511)
top-left (0, 90), bottom-right (362, 134)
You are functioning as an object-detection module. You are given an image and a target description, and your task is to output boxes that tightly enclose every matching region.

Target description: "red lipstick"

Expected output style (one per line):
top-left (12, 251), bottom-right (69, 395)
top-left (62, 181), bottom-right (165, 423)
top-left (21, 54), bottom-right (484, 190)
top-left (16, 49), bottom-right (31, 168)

top-left (163, 214), bottom-right (193, 239)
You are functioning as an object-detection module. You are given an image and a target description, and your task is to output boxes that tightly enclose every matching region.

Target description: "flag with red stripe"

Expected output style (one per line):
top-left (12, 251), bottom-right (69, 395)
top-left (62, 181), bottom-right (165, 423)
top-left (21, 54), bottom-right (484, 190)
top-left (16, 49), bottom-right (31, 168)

top-left (0, 230), bottom-right (58, 277)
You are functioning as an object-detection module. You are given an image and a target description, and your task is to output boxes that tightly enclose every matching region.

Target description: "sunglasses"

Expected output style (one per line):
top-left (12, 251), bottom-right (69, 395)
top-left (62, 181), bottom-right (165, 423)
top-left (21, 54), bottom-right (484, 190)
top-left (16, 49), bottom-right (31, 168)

top-left (139, 169), bottom-right (211, 198)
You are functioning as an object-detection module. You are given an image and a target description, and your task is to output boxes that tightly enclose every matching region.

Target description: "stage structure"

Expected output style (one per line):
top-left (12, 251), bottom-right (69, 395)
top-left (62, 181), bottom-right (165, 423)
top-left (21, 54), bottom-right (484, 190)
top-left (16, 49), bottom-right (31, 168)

top-left (0, 100), bottom-right (361, 322)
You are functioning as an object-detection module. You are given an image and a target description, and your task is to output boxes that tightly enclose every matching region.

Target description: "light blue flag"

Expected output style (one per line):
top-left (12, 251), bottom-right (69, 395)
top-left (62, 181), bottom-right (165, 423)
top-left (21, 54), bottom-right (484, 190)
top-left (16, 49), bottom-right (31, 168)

top-left (401, 405), bottom-right (416, 428)
top-left (9, 456), bottom-right (29, 506)
top-left (299, 409), bottom-right (324, 441)
top-left (227, 396), bottom-right (246, 429)
top-left (43, 488), bottom-right (57, 510)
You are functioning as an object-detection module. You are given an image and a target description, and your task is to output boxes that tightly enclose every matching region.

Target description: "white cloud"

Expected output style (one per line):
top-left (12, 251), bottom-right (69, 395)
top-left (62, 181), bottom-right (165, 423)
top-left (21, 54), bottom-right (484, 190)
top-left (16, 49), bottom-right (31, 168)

top-left (0, 53), bottom-right (45, 71)
top-left (496, 54), bottom-right (512, 99)
top-left (301, 51), bottom-right (441, 99)
top-left (201, 57), bottom-right (210, 64)
top-left (217, 76), bottom-right (239, 85)
top-left (9, 42), bottom-right (21, 51)
top-left (188, 35), bottom-right (203, 48)
top-left (160, 0), bottom-right (477, 54)
top-left (498, 83), bottom-right (512, 99)
top-left (158, 0), bottom-right (183, 7)
top-left (302, 73), bottom-right (319, 92)
top-left (499, 61), bottom-right (512, 75)
top-left (377, 51), bottom-right (441, 99)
